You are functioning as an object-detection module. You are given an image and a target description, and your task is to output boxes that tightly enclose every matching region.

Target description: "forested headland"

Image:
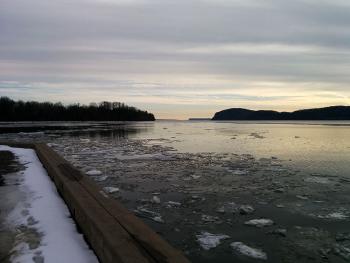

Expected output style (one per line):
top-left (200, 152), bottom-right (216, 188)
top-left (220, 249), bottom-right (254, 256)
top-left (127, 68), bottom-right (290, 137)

top-left (0, 97), bottom-right (155, 121)
top-left (212, 106), bottom-right (350, 120)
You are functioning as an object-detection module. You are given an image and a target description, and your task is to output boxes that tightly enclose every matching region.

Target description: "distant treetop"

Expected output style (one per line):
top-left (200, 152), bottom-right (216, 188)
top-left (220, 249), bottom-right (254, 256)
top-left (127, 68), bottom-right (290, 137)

top-left (0, 97), bottom-right (155, 121)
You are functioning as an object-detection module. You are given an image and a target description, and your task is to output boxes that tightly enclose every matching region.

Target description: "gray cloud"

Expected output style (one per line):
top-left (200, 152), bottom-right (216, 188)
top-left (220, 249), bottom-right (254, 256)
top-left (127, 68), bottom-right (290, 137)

top-left (1, 0), bottom-right (350, 118)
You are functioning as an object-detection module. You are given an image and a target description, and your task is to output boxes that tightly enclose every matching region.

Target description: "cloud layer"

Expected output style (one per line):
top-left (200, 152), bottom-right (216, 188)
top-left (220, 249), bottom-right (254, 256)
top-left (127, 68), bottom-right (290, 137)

top-left (1, 0), bottom-right (350, 118)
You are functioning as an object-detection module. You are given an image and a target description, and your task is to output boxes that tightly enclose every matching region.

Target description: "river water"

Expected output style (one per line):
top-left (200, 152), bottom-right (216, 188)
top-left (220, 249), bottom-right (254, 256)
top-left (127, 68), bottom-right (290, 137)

top-left (1, 120), bottom-right (350, 262)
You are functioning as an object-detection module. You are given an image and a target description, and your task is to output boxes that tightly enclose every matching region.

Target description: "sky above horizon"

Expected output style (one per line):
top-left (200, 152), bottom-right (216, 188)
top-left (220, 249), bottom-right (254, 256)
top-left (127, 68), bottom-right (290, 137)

top-left (1, 0), bottom-right (350, 119)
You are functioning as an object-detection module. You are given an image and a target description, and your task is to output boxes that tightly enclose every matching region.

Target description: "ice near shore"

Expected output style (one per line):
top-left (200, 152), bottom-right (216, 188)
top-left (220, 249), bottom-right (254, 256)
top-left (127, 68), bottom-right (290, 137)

top-left (0, 145), bottom-right (98, 263)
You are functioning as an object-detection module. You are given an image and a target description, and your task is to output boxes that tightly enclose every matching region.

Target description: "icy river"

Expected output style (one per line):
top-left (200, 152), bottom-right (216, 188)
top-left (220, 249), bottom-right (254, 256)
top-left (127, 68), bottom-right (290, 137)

top-left (1, 120), bottom-right (350, 262)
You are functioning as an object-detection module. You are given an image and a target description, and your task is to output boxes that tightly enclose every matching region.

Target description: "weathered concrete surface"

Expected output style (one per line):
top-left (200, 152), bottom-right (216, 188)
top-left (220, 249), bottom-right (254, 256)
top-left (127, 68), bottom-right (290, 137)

top-left (0, 142), bottom-right (190, 263)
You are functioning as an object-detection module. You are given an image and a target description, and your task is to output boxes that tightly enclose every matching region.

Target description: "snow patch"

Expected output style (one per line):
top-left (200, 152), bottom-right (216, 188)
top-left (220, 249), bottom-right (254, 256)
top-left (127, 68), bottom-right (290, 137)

top-left (0, 145), bottom-right (98, 263)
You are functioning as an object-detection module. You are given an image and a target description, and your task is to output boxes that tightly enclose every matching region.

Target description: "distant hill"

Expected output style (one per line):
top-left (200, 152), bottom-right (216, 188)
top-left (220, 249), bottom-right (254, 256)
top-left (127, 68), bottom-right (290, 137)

top-left (0, 97), bottom-right (155, 121)
top-left (212, 106), bottom-right (350, 120)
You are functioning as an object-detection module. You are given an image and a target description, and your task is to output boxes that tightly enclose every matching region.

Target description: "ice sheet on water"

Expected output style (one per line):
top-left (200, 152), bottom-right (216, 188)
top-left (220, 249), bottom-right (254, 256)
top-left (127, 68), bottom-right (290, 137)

top-left (231, 242), bottom-right (267, 260)
top-left (196, 232), bottom-right (230, 250)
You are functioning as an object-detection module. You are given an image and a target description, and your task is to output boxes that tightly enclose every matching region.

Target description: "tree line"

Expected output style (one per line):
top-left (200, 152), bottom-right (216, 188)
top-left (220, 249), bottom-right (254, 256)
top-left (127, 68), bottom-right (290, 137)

top-left (0, 97), bottom-right (155, 121)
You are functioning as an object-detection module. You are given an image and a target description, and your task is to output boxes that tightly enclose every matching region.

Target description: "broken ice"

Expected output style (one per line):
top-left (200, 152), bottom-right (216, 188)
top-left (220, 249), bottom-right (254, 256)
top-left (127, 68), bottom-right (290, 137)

top-left (86, 170), bottom-right (102, 176)
top-left (196, 232), bottom-right (230, 250)
top-left (244, 219), bottom-right (274, 228)
top-left (103, 187), bottom-right (119, 194)
top-left (231, 242), bottom-right (267, 260)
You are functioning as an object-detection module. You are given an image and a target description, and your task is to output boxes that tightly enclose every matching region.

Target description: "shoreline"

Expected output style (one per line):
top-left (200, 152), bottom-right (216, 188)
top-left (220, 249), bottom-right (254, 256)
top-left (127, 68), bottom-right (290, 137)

top-left (0, 143), bottom-right (190, 263)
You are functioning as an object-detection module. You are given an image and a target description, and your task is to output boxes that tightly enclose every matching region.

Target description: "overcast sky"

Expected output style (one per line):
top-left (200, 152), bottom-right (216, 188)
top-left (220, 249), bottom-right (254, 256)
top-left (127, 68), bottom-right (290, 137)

top-left (1, 0), bottom-right (350, 119)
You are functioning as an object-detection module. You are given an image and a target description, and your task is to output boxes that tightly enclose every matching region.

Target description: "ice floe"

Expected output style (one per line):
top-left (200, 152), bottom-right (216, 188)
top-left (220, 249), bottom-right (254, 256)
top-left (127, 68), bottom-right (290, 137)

top-left (320, 212), bottom-right (349, 220)
top-left (201, 214), bottom-right (222, 224)
top-left (304, 176), bottom-right (330, 184)
top-left (296, 195), bottom-right (309, 200)
top-left (216, 202), bottom-right (239, 214)
top-left (268, 228), bottom-right (287, 237)
top-left (333, 244), bottom-right (350, 261)
top-left (239, 205), bottom-right (255, 215)
top-left (151, 196), bottom-right (161, 204)
top-left (164, 201), bottom-right (181, 208)
top-left (134, 207), bottom-right (164, 223)
top-left (86, 169), bottom-right (102, 176)
top-left (196, 232), bottom-right (230, 250)
top-left (231, 242), bottom-right (267, 260)
top-left (244, 219), bottom-right (274, 228)
top-left (94, 175), bottom-right (108, 182)
top-left (103, 187), bottom-right (119, 194)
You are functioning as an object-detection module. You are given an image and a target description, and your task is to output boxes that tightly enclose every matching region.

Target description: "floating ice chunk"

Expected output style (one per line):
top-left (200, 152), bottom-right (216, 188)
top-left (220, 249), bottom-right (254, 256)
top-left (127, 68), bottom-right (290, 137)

top-left (103, 187), bottom-right (119, 194)
top-left (304, 176), bottom-right (330, 184)
top-left (231, 242), bottom-right (267, 260)
top-left (134, 207), bottom-right (164, 223)
top-left (336, 233), bottom-right (350, 242)
top-left (244, 219), bottom-right (274, 228)
top-left (165, 201), bottom-right (181, 207)
top-left (190, 174), bottom-right (201, 180)
top-left (268, 228), bottom-right (287, 237)
top-left (196, 232), bottom-right (230, 250)
top-left (94, 175), bottom-right (108, 182)
top-left (239, 205), bottom-right (255, 215)
top-left (47, 143), bottom-right (59, 147)
top-left (321, 212), bottom-right (349, 220)
top-left (201, 214), bottom-right (220, 223)
top-left (333, 244), bottom-right (350, 260)
top-left (151, 196), bottom-right (161, 204)
top-left (296, 195), bottom-right (309, 200)
top-left (216, 202), bottom-right (239, 214)
top-left (152, 216), bottom-right (164, 223)
top-left (230, 169), bottom-right (247, 175)
top-left (86, 170), bottom-right (102, 176)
